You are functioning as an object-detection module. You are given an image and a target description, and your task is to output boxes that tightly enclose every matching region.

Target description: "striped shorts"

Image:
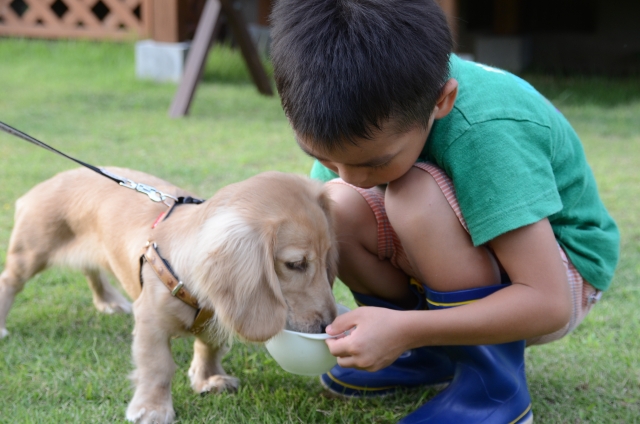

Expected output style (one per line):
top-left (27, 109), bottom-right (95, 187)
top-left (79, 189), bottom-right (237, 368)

top-left (327, 162), bottom-right (600, 346)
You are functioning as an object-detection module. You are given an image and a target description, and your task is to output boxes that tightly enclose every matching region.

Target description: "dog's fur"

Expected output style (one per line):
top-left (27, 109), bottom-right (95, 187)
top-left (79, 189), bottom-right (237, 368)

top-left (0, 167), bottom-right (338, 423)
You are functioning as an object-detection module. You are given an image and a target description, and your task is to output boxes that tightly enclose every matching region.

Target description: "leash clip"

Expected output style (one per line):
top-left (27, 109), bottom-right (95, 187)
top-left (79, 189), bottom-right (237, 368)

top-left (119, 180), bottom-right (178, 203)
top-left (119, 178), bottom-right (137, 189)
top-left (99, 168), bottom-right (177, 203)
top-left (135, 182), bottom-right (178, 203)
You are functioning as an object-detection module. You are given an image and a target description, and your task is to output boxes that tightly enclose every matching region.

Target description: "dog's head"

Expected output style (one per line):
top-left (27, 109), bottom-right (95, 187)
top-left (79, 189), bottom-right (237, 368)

top-left (189, 172), bottom-right (338, 342)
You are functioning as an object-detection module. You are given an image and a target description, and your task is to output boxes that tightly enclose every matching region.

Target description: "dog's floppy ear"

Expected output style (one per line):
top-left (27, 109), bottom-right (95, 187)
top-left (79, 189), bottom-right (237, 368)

top-left (191, 209), bottom-right (287, 342)
top-left (319, 187), bottom-right (339, 287)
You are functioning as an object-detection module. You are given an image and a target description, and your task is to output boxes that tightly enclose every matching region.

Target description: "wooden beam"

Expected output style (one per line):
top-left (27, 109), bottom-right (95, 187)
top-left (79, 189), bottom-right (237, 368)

top-left (168, 0), bottom-right (273, 118)
top-left (168, 0), bottom-right (223, 118)
top-left (221, 0), bottom-right (273, 96)
top-left (256, 0), bottom-right (273, 26)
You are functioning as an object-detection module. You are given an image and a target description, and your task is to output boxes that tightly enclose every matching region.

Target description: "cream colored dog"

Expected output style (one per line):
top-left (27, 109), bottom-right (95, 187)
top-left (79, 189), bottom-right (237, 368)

top-left (0, 167), bottom-right (338, 424)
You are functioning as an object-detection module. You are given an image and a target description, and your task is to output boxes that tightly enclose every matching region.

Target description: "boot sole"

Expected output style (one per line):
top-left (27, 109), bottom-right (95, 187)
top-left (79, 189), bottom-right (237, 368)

top-left (515, 409), bottom-right (534, 424)
top-left (319, 374), bottom-right (450, 399)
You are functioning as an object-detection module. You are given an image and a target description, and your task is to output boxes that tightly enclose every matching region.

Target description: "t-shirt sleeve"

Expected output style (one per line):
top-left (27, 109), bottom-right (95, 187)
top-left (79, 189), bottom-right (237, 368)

top-left (439, 119), bottom-right (563, 246)
top-left (310, 160), bottom-right (339, 182)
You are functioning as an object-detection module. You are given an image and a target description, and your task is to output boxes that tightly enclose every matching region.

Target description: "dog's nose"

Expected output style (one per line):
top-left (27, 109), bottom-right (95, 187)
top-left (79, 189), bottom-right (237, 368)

top-left (320, 324), bottom-right (328, 333)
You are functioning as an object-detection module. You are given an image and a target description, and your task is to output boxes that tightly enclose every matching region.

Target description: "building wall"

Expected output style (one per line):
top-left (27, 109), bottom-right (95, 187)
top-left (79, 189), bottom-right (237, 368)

top-left (457, 0), bottom-right (640, 74)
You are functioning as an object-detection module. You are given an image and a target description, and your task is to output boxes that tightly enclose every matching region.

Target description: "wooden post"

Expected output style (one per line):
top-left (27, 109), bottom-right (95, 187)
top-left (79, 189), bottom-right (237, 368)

top-left (148, 0), bottom-right (195, 42)
top-left (437, 0), bottom-right (458, 49)
top-left (142, 0), bottom-right (154, 39)
top-left (149, 0), bottom-right (178, 42)
top-left (256, 0), bottom-right (273, 26)
top-left (493, 0), bottom-right (521, 35)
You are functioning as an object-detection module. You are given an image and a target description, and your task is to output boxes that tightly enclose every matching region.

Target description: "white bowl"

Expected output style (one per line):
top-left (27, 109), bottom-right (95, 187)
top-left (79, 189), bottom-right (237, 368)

top-left (265, 304), bottom-right (351, 376)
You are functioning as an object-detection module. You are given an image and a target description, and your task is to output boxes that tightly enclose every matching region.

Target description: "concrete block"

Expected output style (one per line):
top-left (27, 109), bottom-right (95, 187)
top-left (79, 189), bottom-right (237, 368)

top-left (135, 40), bottom-right (191, 83)
top-left (475, 36), bottom-right (532, 73)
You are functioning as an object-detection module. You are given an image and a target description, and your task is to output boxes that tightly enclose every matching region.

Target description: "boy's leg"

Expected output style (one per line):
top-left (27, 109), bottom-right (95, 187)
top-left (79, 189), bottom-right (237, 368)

top-left (387, 163), bottom-right (597, 423)
top-left (380, 164), bottom-right (532, 423)
top-left (326, 164), bottom-right (502, 299)
top-left (385, 164), bottom-right (501, 292)
top-left (324, 161), bottom-right (600, 387)
top-left (399, 283), bottom-right (534, 424)
top-left (324, 182), bottom-right (417, 309)
top-left (321, 179), bottom-right (455, 396)
top-left (322, 164), bottom-right (505, 397)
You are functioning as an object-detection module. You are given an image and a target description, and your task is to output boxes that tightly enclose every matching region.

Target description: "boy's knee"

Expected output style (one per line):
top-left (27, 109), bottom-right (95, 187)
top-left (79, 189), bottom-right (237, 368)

top-left (325, 182), bottom-right (364, 217)
top-left (324, 182), bottom-right (377, 234)
top-left (386, 168), bottom-right (439, 229)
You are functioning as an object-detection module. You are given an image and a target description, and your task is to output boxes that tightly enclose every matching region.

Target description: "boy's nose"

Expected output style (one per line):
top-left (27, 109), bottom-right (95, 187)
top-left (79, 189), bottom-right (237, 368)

top-left (336, 166), bottom-right (368, 188)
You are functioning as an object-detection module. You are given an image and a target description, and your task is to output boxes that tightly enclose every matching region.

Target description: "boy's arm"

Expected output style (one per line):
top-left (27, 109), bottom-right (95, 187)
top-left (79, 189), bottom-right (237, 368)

top-left (326, 218), bottom-right (573, 371)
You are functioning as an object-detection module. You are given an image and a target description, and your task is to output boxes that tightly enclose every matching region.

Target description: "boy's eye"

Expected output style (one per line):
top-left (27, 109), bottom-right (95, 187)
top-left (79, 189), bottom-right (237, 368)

top-left (369, 161), bottom-right (390, 169)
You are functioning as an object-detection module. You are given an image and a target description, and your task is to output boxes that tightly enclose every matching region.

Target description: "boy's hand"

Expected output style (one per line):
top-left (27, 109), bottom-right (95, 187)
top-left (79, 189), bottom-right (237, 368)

top-left (324, 307), bottom-right (412, 371)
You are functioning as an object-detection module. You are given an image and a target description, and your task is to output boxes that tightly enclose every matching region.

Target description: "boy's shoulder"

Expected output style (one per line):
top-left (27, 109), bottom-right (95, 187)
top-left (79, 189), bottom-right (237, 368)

top-left (449, 55), bottom-right (557, 128)
top-left (425, 55), bottom-right (576, 158)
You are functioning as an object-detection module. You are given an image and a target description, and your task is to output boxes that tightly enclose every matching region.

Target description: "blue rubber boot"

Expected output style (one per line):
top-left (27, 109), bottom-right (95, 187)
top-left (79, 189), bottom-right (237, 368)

top-left (399, 284), bottom-right (533, 424)
top-left (320, 283), bottom-right (454, 397)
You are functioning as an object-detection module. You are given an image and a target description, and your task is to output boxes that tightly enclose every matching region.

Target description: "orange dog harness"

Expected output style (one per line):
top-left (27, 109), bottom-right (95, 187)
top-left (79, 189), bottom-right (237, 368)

top-left (141, 242), bottom-right (214, 335)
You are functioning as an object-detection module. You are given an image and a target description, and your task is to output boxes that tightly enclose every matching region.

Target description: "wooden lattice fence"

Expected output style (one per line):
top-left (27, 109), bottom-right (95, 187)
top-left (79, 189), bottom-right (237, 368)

top-left (0, 0), bottom-right (150, 40)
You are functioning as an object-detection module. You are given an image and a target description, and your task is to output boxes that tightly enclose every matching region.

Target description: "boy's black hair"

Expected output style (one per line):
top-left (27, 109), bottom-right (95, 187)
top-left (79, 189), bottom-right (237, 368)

top-left (270, 0), bottom-right (452, 151)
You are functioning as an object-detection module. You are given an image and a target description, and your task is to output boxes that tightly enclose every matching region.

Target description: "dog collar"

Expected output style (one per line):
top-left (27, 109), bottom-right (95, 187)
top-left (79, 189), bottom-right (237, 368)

top-left (141, 241), bottom-right (214, 335)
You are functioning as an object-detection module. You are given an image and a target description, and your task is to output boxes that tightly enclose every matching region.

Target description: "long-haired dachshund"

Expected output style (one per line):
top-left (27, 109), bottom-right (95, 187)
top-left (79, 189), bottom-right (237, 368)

top-left (0, 167), bottom-right (338, 423)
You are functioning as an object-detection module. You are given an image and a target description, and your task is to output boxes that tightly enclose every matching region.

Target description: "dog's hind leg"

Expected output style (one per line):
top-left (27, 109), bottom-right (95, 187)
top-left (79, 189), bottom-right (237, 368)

top-left (1, 192), bottom-right (74, 338)
top-left (0, 249), bottom-right (48, 338)
top-left (84, 269), bottom-right (132, 314)
top-left (0, 267), bottom-right (23, 339)
top-left (188, 337), bottom-right (239, 394)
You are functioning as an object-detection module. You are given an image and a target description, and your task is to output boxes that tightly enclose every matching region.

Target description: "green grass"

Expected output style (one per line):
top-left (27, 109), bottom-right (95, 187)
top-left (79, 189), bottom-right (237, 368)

top-left (0, 39), bottom-right (638, 423)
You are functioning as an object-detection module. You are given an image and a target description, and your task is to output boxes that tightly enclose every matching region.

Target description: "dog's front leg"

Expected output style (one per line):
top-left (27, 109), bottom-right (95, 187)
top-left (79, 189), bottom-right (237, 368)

top-left (188, 337), bottom-right (239, 394)
top-left (126, 307), bottom-right (176, 424)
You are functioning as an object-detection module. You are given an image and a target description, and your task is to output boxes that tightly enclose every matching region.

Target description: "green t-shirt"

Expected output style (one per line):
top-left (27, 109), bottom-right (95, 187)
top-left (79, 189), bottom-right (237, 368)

top-left (310, 55), bottom-right (620, 291)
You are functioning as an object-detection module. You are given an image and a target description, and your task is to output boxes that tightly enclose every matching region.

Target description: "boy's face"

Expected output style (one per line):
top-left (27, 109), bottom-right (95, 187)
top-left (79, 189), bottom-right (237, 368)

top-left (296, 119), bottom-right (433, 189)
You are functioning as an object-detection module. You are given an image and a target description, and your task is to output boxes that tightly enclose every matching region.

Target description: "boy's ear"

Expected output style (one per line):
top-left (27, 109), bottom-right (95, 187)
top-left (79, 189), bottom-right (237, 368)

top-left (434, 78), bottom-right (458, 119)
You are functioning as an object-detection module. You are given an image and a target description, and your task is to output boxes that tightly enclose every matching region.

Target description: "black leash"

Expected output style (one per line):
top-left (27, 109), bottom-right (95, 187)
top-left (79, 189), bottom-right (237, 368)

top-left (0, 120), bottom-right (204, 205)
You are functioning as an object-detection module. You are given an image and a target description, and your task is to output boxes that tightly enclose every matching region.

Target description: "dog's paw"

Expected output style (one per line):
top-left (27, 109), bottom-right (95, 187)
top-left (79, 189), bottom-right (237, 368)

top-left (94, 298), bottom-right (132, 314)
top-left (0, 328), bottom-right (8, 339)
top-left (126, 403), bottom-right (175, 424)
top-left (192, 375), bottom-right (239, 394)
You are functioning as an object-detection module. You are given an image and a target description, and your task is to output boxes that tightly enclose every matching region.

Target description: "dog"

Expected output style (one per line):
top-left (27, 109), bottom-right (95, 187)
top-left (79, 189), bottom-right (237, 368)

top-left (0, 167), bottom-right (338, 423)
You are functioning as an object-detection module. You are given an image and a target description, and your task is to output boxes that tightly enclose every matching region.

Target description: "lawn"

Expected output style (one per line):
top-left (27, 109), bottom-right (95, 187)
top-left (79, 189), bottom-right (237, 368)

top-left (0, 39), bottom-right (638, 423)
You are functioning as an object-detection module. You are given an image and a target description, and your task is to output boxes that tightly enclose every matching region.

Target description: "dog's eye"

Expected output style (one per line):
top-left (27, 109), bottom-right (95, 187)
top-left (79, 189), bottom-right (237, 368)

top-left (285, 259), bottom-right (307, 272)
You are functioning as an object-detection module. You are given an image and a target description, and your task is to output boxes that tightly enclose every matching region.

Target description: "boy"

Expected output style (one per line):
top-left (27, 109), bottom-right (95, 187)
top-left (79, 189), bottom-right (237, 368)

top-left (270, 1), bottom-right (620, 422)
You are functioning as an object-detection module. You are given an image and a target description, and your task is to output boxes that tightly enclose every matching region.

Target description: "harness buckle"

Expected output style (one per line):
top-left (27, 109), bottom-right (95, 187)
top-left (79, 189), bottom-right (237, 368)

top-left (171, 281), bottom-right (184, 296)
